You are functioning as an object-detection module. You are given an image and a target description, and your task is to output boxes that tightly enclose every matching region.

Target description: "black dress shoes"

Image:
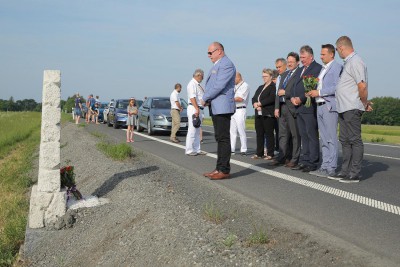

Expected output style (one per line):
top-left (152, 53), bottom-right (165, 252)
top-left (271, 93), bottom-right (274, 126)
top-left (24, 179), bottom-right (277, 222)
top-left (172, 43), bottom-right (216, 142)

top-left (291, 163), bottom-right (305, 170)
top-left (302, 166), bottom-right (318, 172)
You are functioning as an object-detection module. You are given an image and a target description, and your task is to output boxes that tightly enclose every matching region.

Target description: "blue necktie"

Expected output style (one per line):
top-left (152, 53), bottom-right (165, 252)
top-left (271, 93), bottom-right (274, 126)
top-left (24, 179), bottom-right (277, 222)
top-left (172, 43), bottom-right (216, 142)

top-left (281, 71), bottom-right (292, 102)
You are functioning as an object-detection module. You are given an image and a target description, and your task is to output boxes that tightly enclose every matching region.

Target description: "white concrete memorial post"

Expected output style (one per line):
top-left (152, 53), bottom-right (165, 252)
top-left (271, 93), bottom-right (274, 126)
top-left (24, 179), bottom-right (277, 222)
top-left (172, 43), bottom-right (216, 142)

top-left (28, 70), bottom-right (66, 228)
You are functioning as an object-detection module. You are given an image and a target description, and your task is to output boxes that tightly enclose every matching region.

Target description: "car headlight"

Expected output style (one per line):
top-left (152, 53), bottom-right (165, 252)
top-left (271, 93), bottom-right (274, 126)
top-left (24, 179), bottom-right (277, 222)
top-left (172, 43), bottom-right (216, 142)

top-left (153, 114), bottom-right (165, 120)
top-left (117, 113), bottom-right (127, 117)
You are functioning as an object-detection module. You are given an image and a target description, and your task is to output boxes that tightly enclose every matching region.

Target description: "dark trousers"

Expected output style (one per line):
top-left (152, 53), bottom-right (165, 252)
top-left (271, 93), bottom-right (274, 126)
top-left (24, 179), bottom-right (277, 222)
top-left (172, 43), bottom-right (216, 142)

top-left (212, 114), bottom-right (232, 174)
top-left (277, 104), bottom-right (300, 164)
top-left (338, 110), bottom-right (364, 176)
top-left (274, 119), bottom-right (279, 151)
top-left (255, 115), bottom-right (275, 157)
top-left (297, 112), bottom-right (320, 168)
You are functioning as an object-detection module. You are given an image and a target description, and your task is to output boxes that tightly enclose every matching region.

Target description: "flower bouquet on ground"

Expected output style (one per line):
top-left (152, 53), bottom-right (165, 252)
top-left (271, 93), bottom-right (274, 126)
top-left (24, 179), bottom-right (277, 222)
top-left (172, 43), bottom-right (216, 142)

top-left (60, 165), bottom-right (83, 201)
top-left (302, 75), bottom-right (319, 107)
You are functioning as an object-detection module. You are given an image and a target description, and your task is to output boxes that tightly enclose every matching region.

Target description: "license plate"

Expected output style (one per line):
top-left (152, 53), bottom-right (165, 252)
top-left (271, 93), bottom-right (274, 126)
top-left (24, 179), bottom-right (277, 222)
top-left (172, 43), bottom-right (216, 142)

top-left (180, 123), bottom-right (187, 127)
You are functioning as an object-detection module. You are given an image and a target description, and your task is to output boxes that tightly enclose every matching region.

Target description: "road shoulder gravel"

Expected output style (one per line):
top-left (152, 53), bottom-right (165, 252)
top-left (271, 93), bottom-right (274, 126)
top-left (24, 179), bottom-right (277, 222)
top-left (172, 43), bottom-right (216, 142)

top-left (20, 122), bottom-right (395, 266)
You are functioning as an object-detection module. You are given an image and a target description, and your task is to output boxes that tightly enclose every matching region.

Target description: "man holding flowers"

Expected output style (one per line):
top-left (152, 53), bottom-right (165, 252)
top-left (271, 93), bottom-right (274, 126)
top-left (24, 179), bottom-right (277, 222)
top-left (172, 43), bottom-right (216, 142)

top-left (307, 44), bottom-right (343, 178)
top-left (291, 45), bottom-right (322, 173)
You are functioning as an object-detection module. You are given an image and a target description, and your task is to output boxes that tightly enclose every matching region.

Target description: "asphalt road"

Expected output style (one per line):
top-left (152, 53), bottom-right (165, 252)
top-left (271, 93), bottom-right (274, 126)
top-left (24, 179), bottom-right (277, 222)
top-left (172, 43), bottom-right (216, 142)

top-left (91, 123), bottom-right (400, 264)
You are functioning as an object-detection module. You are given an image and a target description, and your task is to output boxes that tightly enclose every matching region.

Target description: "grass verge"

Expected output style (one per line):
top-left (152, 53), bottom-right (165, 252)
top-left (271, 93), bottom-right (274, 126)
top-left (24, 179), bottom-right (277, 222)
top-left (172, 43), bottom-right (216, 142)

top-left (0, 112), bottom-right (41, 266)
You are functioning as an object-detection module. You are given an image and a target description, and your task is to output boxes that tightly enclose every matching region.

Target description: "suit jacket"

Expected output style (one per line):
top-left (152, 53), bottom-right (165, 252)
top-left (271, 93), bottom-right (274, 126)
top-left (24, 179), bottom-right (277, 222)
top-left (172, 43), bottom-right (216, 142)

top-left (203, 55), bottom-right (236, 115)
top-left (252, 82), bottom-right (276, 117)
top-left (293, 60), bottom-right (323, 114)
top-left (280, 67), bottom-right (301, 117)
top-left (274, 70), bottom-right (289, 110)
top-left (320, 60), bottom-right (342, 112)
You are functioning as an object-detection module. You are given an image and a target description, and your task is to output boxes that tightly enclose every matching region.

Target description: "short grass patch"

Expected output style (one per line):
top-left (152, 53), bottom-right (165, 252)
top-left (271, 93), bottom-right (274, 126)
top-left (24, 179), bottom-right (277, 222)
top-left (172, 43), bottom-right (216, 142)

top-left (90, 131), bottom-right (105, 139)
top-left (246, 224), bottom-right (269, 246)
top-left (222, 233), bottom-right (237, 248)
top-left (96, 141), bottom-right (133, 160)
top-left (203, 202), bottom-right (225, 224)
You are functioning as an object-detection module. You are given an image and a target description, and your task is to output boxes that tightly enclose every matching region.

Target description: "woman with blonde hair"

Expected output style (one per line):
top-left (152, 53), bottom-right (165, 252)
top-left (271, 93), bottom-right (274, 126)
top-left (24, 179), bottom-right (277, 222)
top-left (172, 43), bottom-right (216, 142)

top-left (251, 68), bottom-right (276, 159)
top-left (126, 98), bottom-right (138, 142)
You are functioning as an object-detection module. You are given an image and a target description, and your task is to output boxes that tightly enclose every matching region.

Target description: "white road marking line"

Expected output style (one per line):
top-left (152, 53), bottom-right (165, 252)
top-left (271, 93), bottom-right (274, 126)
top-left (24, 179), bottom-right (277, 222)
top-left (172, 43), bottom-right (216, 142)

top-left (364, 154), bottom-right (400, 160)
top-left (130, 131), bottom-right (400, 216)
top-left (364, 143), bottom-right (400, 148)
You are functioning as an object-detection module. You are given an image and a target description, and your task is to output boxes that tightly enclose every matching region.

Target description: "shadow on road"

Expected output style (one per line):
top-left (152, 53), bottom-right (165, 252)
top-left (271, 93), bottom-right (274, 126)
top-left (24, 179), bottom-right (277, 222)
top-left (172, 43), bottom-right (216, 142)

top-left (92, 166), bottom-right (159, 197)
top-left (360, 159), bottom-right (389, 180)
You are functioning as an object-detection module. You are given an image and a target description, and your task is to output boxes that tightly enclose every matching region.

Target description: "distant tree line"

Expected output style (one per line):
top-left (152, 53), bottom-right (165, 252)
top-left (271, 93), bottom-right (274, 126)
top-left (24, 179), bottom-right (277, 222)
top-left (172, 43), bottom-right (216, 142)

top-left (2, 96), bottom-right (399, 126)
top-left (0, 96), bottom-right (88, 113)
top-left (362, 97), bottom-right (400, 126)
top-left (0, 97), bottom-right (42, 112)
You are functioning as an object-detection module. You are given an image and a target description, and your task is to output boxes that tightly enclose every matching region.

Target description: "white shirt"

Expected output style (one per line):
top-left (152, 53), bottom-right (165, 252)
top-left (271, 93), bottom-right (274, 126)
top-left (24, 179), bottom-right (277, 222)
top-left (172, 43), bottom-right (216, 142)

top-left (187, 78), bottom-right (204, 107)
top-left (170, 90), bottom-right (181, 110)
top-left (234, 81), bottom-right (250, 107)
top-left (316, 60), bottom-right (333, 103)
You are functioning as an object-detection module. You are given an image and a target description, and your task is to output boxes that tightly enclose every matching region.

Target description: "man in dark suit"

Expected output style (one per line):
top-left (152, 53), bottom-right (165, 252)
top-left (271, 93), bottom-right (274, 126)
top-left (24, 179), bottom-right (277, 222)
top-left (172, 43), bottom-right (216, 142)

top-left (291, 45), bottom-right (322, 172)
top-left (271, 52), bottom-right (301, 167)
top-left (202, 42), bottom-right (236, 180)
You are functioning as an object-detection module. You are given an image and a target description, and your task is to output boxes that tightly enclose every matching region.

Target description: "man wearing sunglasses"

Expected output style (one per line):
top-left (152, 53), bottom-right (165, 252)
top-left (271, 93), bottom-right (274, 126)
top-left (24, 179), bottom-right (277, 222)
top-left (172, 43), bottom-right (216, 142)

top-left (202, 42), bottom-right (236, 180)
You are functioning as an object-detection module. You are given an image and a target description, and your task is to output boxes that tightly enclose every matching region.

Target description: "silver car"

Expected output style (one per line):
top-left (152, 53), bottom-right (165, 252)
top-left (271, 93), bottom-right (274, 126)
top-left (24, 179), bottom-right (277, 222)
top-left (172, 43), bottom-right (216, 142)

top-left (136, 97), bottom-right (188, 135)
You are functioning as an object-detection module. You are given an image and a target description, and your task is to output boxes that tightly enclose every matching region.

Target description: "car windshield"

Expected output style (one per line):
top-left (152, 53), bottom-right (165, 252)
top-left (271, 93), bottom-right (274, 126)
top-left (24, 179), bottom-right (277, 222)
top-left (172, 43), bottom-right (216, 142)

top-left (151, 99), bottom-right (171, 109)
top-left (150, 98), bottom-right (187, 109)
top-left (99, 103), bottom-right (107, 108)
top-left (117, 100), bottom-right (130, 109)
top-left (136, 100), bottom-right (143, 107)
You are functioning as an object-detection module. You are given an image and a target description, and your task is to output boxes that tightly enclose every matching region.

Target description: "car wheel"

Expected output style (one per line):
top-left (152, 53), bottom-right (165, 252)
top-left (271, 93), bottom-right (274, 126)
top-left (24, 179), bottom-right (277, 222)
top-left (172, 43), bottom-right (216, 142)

top-left (137, 117), bottom-right (144, 132)
top-left (107, 115), bottom-right (112, 127)
top-left (147, 119), bottom-right (154, 135)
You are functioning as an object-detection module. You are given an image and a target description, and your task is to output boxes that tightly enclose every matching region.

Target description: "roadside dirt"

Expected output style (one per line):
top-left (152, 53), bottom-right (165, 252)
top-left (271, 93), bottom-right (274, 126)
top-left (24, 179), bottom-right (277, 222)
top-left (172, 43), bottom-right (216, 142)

top-left (19, 123), bottom-right (394, 266)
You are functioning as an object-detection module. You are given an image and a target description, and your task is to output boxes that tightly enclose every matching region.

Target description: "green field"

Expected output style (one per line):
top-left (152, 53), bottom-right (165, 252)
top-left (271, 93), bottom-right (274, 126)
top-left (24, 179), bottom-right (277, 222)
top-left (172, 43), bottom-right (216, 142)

top-left (0, 112), bottom-right (70, 266)
top-left (203, 118), bottom-right (400, 144)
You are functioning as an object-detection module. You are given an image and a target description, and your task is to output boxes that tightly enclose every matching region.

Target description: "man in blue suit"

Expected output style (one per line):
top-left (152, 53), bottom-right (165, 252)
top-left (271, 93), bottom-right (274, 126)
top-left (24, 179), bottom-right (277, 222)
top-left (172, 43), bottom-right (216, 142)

top-left (307, 44), bottom-right (343, 177)
top-left (202, 42), bottom-right (236, 180)
top-left (291, 45), bottom-right (322, 173)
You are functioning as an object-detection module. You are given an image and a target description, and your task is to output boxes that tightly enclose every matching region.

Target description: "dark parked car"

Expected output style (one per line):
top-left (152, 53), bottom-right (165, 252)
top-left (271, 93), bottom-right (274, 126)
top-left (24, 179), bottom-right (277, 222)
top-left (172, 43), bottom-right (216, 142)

top-left (96, 102), bottom-right (108, 122)
top-left (136, 97), bottom-right (188, 135)
top-left (107, 99), bottom-right (143, 129)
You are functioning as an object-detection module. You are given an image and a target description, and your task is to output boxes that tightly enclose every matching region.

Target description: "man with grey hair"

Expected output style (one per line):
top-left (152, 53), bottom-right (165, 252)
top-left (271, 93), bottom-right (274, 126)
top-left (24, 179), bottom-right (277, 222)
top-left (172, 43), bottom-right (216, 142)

top-left (185, 69), bottom-right (207, 156)
top-left (291, 45), bottom-right (322, 173)
top-left (230, 72), bottom-right (249, 155)
top-left (328, 36), bottom-right (372, 183)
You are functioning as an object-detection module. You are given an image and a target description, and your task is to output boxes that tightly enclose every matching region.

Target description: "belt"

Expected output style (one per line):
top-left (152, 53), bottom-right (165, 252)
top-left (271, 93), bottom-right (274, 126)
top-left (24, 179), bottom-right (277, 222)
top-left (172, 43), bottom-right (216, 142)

top-left (188, 103), bottom-right (204, 110)
top-left (236, 106), bottom-right (246, 109)
top-left (317, 102), bottom-right (326, 106)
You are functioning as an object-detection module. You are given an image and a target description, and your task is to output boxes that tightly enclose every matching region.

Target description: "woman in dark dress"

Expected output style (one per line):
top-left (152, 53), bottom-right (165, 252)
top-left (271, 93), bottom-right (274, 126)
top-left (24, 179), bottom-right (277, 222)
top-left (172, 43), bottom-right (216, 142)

top-left (251, 68), bottom-right (276, 160)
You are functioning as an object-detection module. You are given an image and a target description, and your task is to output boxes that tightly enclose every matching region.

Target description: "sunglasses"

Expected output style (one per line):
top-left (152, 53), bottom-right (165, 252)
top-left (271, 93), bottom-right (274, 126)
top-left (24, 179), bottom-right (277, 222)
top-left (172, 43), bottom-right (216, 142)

top-left (207, 48), bottom-right (218, 55)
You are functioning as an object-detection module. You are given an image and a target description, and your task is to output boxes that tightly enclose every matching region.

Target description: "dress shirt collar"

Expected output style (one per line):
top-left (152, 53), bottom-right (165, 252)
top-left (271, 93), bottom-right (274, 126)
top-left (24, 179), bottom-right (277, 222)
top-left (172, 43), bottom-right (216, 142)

top-left (323, 60), bottom-right (334, 69)
top-left (344, 52), bottom-right (356, 63)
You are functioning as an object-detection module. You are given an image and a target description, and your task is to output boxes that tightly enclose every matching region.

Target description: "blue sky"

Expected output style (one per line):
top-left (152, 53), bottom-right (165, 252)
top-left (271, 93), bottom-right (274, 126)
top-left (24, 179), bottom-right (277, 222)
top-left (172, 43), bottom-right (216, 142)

top-left (1, 0), bottom-right (399, 104)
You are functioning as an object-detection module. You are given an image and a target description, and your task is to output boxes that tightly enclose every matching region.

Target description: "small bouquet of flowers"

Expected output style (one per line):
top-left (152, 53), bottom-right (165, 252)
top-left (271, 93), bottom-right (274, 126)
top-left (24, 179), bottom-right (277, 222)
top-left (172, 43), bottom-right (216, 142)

top-left (302, 75), bottom-right (319, 108)
top-left (60, 165), bottom-right (83, 201)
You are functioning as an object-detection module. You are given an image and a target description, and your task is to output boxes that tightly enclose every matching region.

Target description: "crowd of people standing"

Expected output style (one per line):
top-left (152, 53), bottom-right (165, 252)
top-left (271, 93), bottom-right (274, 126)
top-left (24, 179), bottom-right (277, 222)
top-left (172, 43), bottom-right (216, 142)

top-left (75, 36), bottom-right (371, 184)
top-left (178, 36), bottom-right (371, 183)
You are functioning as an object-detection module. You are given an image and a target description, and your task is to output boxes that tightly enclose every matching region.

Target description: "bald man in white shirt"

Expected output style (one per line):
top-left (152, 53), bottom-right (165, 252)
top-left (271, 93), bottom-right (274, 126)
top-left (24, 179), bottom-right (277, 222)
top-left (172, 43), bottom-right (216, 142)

top-left (230, 72), bottom-right (249, 155)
